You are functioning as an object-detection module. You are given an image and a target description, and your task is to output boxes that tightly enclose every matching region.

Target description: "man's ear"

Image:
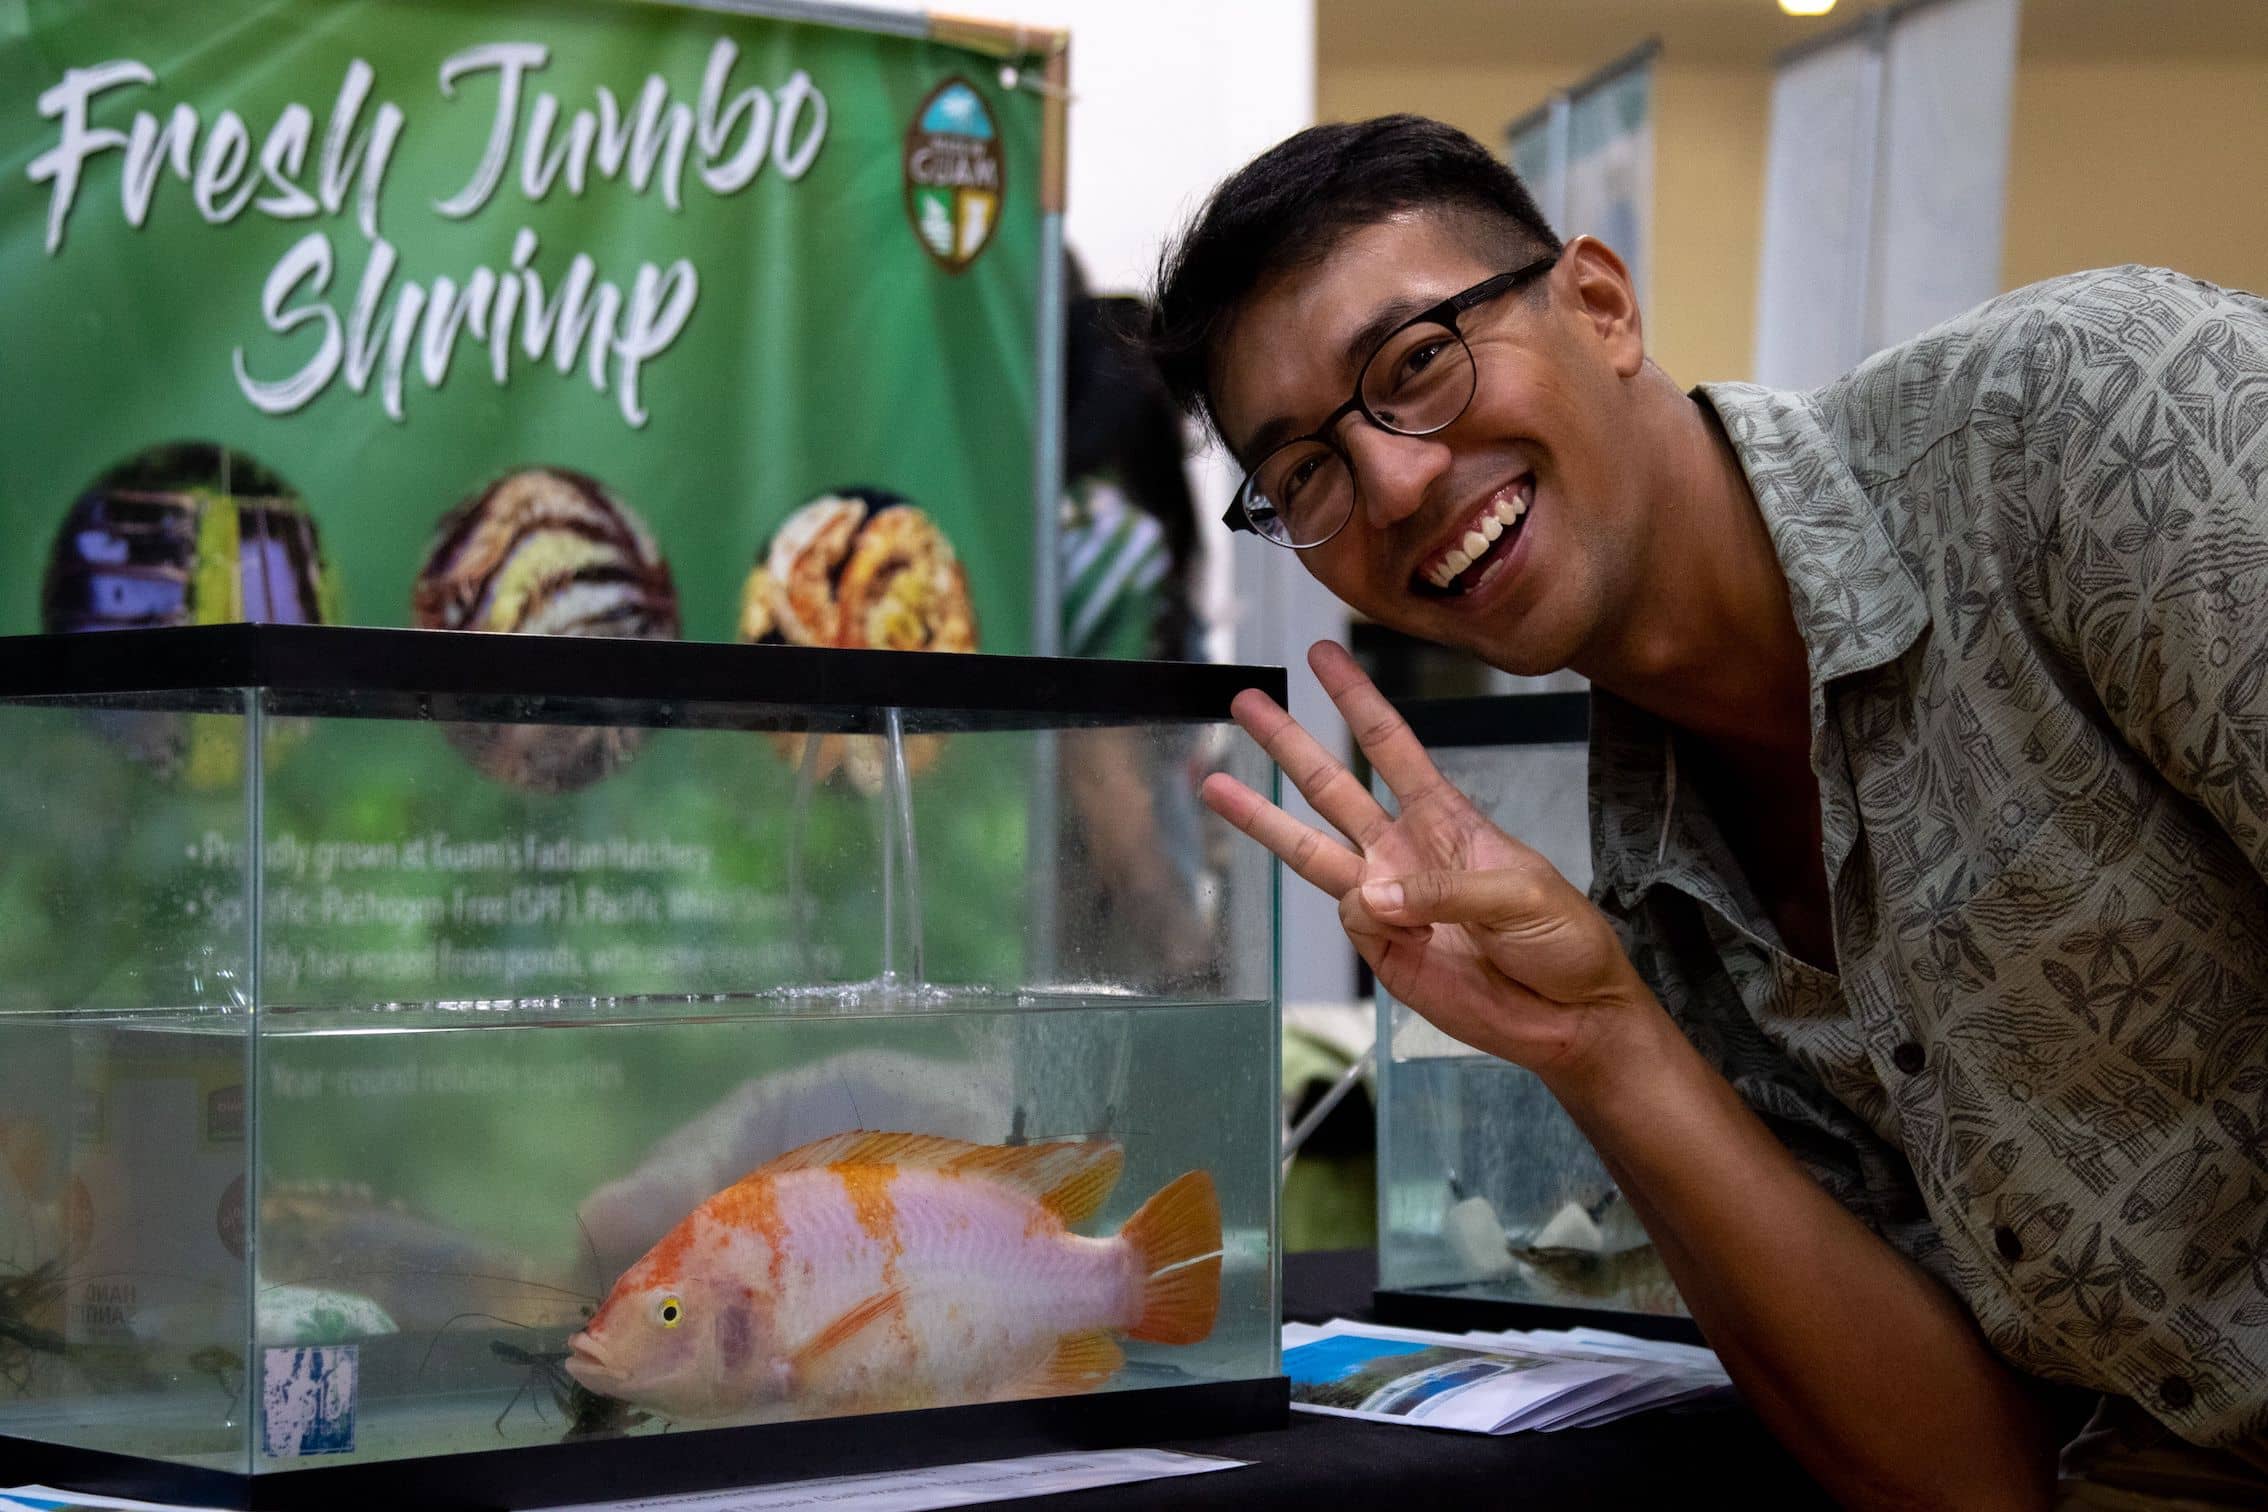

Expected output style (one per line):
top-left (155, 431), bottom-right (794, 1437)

top-left (1558, 236), bottom-right (1644, 379)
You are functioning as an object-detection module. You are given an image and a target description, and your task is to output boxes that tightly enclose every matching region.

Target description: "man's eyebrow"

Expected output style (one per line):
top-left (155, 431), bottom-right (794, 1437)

top-left (1340, 294), bottom-right (1437, 372)
top-left (1235, 414), bottom-right (1298, 468)
top-left (1230, 293), bottom-right (1440, 465)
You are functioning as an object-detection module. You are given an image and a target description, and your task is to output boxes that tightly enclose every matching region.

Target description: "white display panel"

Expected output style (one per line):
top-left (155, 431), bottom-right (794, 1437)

top-left (1754, 0), bottom-right (2020, 390)
top-left (1874, 0), bottom-right (2021, 351)
top-left (1755, 35), bottom-right (1882, 390)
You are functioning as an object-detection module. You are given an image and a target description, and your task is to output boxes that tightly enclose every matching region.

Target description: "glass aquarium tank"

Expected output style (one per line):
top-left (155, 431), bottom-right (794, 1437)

top-left (0, 624), bottom-right (1284, 1506)
top-left (1372, 693), bottom-right (1691, 1340)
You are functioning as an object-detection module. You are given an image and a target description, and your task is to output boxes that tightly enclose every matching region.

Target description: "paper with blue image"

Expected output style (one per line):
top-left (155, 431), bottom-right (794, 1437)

top-left (2, 1491), bottom-right (222, 1512)
top-left (1283, 1319), bottom-right (1728, 1433)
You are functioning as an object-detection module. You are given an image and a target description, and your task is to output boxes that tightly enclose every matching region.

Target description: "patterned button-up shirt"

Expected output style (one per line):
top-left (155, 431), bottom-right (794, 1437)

top-left (1587, 266), bottom-right (2268, 1455)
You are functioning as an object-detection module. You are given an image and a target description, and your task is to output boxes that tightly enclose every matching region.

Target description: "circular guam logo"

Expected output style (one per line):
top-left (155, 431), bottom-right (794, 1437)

top-left (904, 78), bottom-right (1004, 273)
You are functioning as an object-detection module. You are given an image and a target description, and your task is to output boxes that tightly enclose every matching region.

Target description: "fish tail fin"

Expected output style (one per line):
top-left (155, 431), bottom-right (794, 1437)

top-left (1121, 1170), bottom-right (1221, 1345)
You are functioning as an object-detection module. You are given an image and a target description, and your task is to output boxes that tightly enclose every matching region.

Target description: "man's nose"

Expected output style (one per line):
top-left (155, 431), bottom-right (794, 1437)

top-left (1341, 424), bottom-right (1451, 531)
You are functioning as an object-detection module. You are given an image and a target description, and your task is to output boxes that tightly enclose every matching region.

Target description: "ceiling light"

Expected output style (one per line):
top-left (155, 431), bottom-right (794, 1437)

top-left (1779, 0), bottom-right (1837, 15)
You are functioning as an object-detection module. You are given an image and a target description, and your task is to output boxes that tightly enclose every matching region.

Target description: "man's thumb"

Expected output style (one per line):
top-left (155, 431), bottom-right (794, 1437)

top-left (1361, 867), bottom-right (1555, 926)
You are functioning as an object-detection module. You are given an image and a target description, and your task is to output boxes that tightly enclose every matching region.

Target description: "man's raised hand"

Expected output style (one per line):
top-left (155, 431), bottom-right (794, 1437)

top-left (1201, 640), bottom-right (1649, 1080)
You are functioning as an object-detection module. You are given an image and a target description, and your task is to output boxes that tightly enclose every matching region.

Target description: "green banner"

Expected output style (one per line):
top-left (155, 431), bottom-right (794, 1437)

top-left (0, 0), bottom-right (1046, 655)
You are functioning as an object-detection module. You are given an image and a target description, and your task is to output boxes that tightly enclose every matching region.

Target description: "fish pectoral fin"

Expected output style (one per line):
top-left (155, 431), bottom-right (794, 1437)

top-left (749, 1131), bottom-right (1125, 1228)
top-left (787, 1286), bottom-right (907, 1372)
top-left (1008, 1330), bottom-right (1124, 1399)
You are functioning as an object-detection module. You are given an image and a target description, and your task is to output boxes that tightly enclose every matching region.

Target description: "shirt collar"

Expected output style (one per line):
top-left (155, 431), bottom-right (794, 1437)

top-left (1696, 382), bottom-right (1931, 687)
top-left (1589, 384), bottom-right (1931, 905)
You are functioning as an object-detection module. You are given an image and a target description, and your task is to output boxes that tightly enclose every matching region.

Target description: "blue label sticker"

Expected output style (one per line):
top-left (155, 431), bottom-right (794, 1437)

top-left (261, 1343), bottom-right (358, 1457)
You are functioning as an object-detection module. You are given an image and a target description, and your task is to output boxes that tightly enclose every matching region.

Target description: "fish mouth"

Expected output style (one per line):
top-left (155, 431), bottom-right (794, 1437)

top-left (564, 1332), bottom-right (619, 1391)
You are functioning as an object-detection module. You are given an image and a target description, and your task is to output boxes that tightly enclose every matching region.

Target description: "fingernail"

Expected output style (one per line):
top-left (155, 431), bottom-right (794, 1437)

top-left (1364, 880), bottom-right (1404, 912)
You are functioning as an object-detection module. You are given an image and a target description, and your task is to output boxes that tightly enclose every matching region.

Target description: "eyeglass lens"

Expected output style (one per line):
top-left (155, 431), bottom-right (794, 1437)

top-left (1240, 322), bottom-right (1475, 546)
top-left (1359, 321), bottom-right (1477, 435)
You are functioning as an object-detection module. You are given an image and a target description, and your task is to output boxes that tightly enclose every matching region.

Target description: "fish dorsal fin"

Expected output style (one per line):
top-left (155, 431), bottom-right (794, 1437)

top-left (753, 1130), bottom-right (1125, 1224)
top-left (949, 1138), bottom-right (1126, 1225)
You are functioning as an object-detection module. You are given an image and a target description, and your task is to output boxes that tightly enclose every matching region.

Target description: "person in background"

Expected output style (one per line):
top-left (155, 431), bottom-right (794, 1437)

top-left (1059, 254), bottom-right (1202, 663)
top-left (1062, 253), bottom-right (1382, 1247)
top-left (1153, 115), bottom-right (2268, 1509)
top-left (1054, 254), bottom-right (1212, 983)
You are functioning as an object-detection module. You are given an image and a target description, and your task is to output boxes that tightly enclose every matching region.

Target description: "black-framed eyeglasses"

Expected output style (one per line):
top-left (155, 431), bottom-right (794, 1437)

top-left (1222, 253), bottom-right (1559, 549)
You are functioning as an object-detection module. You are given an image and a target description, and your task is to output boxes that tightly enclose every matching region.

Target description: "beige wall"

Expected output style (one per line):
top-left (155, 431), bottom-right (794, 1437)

top-left (1318, 59), bottom-right (1770, 385)
top-left (1646, 64), bottom-right (1769, 386)
top-left (1317, 63), bottom-right (1565, 148)
top-left (1319, 5), bottom-right (2268, 384)
top-left (2003, 56), bottom-right (2268, 297)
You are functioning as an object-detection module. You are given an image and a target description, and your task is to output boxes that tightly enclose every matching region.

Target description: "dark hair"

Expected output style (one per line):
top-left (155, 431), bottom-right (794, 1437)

top-left (1148, 115), bottom-right (1562, 441)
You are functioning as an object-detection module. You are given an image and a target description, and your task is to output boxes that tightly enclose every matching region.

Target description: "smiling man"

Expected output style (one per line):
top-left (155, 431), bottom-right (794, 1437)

top-left (1153, 116), bottom-right (2268, 1508)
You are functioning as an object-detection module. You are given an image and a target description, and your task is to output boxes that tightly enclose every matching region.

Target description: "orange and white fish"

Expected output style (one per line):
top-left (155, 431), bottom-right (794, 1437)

top-left (564, 1130), bottom-right (1221, 1421)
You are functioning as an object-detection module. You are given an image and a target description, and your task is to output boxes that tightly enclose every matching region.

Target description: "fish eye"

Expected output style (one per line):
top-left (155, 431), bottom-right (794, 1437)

top-left (657, 1295), bottom-right (683, 1328)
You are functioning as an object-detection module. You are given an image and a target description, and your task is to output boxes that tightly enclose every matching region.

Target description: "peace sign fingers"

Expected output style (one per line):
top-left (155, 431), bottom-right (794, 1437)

top-left (1228, 686), bottom-right (1397, 852)
top-left (1198, 770), bottom-right (1365, 898)
top-left (1307, 641), bottom-right (1450, 811)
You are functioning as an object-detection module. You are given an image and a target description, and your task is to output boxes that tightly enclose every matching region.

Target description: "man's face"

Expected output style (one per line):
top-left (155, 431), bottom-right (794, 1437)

top-left (1210, 213), bottom-right (1647, 676)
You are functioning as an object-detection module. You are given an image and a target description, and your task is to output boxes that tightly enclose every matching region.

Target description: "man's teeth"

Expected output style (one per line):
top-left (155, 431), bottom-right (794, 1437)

top-left (1425, 491), bottom-right (1530, 589)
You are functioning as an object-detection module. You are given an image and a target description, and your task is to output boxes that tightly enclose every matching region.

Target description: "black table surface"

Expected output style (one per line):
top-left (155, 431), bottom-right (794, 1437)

top-left (1006, 1249), bottom-right (1831, 1511)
